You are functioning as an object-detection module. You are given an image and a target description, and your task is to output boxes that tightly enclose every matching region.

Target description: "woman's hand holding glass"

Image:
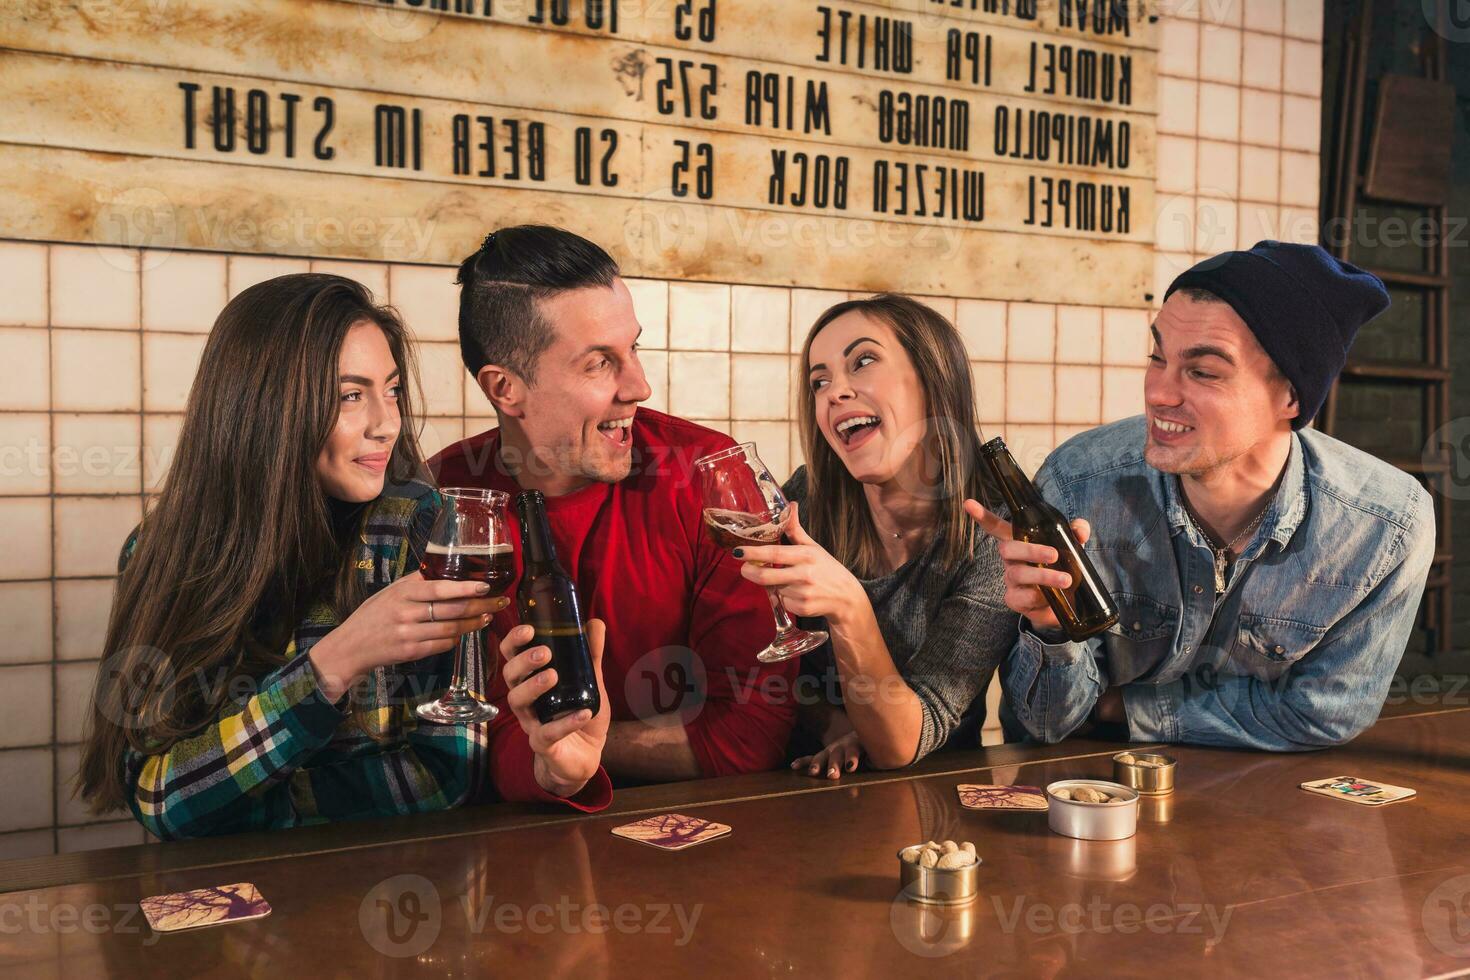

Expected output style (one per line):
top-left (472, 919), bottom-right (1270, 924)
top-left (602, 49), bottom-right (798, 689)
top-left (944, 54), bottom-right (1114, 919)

top-left (308, 572), bottom-right (510, 702)
top-left (732, 503), bottom-right (868, 627)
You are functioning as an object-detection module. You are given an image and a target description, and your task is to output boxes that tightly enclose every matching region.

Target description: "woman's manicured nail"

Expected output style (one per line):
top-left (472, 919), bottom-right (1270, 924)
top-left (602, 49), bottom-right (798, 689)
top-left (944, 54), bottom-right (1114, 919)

top-left (477, 583), bottom-right (492, 594)
top-left (732, 548), bottom-right (744, 558)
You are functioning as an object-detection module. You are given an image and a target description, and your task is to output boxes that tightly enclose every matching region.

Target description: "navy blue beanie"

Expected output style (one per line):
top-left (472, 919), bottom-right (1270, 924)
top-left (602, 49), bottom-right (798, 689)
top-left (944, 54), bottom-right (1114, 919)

top-left (1163, 241), bottom-right (1390, 429)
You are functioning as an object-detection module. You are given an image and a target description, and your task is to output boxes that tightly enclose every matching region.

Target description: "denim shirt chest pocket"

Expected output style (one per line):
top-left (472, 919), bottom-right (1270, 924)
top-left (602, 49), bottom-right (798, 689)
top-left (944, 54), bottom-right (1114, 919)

top-left (1229, 614), bottom-right (1328, 681)
top-left (1224, 542), bottom-right (1356, 681)
top-left (1104, 592), bottom-right (1180, 682)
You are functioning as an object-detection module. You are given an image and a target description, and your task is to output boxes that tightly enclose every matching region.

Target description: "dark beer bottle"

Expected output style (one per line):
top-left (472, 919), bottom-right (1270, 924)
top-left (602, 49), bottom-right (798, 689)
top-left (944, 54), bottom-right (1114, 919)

top-left (515, 490), bottom-right (601, 723)
top-left (980, 438), bottom-right (1118, 642)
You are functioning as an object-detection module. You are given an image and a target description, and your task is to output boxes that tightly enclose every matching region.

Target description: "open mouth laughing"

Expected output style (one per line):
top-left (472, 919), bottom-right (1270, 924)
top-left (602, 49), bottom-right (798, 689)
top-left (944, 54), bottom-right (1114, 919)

top-left (833, 411), bottom-right (882, 450)
top-left (597, 415), bottom-right (634, 449)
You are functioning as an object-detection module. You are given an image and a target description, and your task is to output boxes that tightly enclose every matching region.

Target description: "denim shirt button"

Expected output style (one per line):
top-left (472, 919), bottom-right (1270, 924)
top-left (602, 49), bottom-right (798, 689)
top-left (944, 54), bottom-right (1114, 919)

top-left (1183, 645), bottom-right (1193, 654)
top-left (1274, 644), bottom-right (1285, 654)
top-left (1192, 584), bottom-right (1204, 595)
top-left (1132, 621), bottom-right (1142, 632)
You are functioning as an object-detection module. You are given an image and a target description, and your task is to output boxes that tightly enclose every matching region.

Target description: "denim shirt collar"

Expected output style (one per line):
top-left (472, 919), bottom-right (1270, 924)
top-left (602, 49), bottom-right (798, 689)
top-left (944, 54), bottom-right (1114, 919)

top-left (1161, 433), bottom-right (1308, 556)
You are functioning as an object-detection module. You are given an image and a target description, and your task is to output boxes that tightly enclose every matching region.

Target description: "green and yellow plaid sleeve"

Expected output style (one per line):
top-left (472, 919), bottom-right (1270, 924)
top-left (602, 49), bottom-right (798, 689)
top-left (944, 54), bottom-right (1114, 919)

top-left (121, 481), bottom-right (491, 839)
top-left (125, 650), bottom-right (348, 839)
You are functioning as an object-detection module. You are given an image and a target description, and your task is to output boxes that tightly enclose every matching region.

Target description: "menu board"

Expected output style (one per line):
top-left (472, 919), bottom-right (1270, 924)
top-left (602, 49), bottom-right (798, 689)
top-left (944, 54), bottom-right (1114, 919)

top-left (0, 0), bottom-right (1158, 305)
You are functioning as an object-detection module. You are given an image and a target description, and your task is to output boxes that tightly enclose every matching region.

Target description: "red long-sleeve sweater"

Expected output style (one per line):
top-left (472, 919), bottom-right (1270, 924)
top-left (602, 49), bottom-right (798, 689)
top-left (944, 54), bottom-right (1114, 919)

top-left (430, 408), bottom-right (797, 777)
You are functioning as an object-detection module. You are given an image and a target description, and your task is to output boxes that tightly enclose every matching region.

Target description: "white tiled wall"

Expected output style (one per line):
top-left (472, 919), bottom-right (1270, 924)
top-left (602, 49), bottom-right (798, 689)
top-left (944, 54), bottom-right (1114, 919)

top-left (0, 0), bottom-right (1322, 858)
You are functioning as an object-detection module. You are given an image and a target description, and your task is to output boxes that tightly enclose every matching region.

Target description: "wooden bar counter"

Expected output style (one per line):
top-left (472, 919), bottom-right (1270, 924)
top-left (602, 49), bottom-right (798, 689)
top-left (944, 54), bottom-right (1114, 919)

top-left (3, 704), bottom-right (1468, 977)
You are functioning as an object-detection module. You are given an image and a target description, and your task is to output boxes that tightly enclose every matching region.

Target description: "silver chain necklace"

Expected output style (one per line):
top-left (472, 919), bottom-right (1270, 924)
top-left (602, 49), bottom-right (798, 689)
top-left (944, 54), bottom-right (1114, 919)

top-left (1182, 489), bottom-right (1271, 595)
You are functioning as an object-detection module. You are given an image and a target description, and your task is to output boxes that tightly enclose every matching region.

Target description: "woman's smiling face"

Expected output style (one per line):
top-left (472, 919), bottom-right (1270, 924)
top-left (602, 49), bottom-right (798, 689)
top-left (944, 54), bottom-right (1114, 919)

top-left (315, 320), bottom-right (402, 503)
top-left (805, 310), bottom-right (929, 485)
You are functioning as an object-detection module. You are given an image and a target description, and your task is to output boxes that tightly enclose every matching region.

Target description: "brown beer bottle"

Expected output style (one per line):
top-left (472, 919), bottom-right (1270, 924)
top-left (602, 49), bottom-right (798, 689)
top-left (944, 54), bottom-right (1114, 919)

top-left (981, 438), bottom-right (1118, 642)
top-left (515, 490), bottom-right (601, 723)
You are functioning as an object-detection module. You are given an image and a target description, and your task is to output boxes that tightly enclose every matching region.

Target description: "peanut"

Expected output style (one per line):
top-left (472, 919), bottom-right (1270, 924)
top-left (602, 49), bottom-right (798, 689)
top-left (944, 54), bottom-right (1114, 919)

top-left (936, 851), bottom-right (972, 871)
top-left (903, 840), bottom-right (980, 870)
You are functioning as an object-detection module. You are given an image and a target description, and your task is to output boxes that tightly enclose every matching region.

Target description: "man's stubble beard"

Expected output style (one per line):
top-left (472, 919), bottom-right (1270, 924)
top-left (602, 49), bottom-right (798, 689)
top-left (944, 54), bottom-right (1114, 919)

top-left (1144, 439), bottom-right (1233, 479)
top-left (571, 438), bottom-right (634, 485)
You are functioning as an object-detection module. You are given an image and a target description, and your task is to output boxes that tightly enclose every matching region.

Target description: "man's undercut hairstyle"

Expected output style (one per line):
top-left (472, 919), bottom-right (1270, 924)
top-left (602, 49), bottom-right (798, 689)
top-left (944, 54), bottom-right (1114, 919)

top-left (455, 225), bottom-right (620, 386)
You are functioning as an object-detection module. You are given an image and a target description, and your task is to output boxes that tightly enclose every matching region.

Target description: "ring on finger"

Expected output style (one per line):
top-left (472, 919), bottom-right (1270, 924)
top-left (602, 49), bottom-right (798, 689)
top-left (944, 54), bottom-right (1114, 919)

top-left (428, 601), bottom-right (436, 624)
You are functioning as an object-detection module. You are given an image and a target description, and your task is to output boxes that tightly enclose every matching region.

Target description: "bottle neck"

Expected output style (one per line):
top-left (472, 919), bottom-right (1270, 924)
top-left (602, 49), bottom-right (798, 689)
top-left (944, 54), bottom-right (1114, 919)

top-left (982, 444), bottom-right (1045, 516)
top-left (517, 496), bottom-right (558, 571)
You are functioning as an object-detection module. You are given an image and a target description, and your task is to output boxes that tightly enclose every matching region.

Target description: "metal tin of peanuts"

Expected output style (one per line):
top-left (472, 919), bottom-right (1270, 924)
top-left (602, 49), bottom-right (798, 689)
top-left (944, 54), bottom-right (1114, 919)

top-left (1112, 751), bottom-right (1177, 796)
top-left (1045, 780), bottom-right (1139, 841)
top-left (896, 846), bottom-right (980, 906)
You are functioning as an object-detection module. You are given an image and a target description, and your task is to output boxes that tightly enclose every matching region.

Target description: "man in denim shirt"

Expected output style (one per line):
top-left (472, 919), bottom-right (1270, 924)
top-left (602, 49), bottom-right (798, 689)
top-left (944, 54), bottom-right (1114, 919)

top-left (970, 242), bottom-right (1436, 750)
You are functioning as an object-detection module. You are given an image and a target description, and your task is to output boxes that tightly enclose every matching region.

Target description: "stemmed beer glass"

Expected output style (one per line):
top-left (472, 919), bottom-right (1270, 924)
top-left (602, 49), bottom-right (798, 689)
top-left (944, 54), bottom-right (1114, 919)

top-left (415, 488), bottom-right (514, 724)
top-left (695, 443), bottom-right (829, 663)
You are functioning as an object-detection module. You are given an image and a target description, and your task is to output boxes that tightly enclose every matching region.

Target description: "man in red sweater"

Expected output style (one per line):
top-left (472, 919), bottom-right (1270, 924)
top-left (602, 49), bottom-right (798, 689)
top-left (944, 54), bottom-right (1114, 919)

top-left (430, 225), bottom-right (796, 782)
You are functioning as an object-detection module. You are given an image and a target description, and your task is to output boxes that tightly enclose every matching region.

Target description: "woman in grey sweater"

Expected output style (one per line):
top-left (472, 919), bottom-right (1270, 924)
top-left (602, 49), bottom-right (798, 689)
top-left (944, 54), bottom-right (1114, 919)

top-left (733, 294), bottom-right (1017, 775)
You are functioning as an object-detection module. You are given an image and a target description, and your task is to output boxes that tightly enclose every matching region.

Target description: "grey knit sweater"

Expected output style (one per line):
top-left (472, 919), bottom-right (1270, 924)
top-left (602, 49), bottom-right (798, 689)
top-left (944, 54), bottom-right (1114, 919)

top-left (783, 467), bottom-right (1018, 762)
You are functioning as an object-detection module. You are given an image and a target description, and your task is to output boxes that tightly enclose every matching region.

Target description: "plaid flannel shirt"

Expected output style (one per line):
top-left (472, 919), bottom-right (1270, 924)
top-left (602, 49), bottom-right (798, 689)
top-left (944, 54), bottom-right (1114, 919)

top-left (116, 478), bottom-right (610, 840)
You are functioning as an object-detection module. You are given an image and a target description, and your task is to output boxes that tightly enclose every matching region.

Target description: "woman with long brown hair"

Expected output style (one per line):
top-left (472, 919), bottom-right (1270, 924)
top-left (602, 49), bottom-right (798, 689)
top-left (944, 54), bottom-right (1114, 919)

top-left (78, 273), bottom-right (611, 838)
top-left (734, 294), bottom-right (1015, 775)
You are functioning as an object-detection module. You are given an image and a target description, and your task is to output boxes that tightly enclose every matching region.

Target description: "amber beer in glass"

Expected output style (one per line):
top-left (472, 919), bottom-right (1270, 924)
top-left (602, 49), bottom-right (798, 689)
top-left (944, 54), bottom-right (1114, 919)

top-left (981, 437), bottom-right (1118, 642)
top-left (515, 490), bottom-right (601, 723)
top-left (415, 488), bottom-right (512, 725)
top-left (420, 543), bottom-right (515, 593)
